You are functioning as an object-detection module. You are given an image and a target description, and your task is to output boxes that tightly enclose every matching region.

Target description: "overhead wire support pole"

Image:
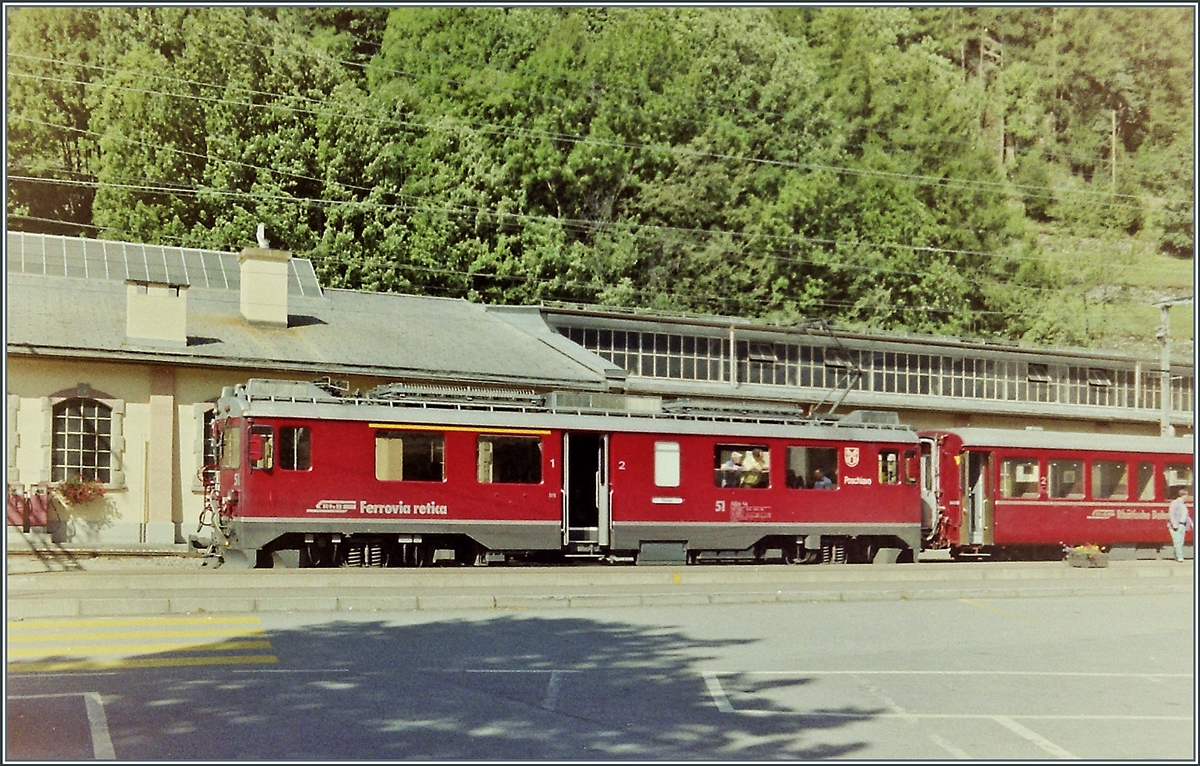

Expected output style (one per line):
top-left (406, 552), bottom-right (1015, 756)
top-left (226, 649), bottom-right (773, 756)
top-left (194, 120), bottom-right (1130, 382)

top-left (1154, 296), bottom-right (1192, 437)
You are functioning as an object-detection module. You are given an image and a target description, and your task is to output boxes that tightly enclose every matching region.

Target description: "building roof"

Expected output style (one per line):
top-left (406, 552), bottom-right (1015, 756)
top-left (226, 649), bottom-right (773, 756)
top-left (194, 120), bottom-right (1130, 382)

top-left (7, 231), bottom-right (323, 296)
top-left (4, 232), bottom-right (1192, 429)
top-left (922, 427), bottom-right (1193, 454)
top-left (6, 258), bottom-right (616, 391)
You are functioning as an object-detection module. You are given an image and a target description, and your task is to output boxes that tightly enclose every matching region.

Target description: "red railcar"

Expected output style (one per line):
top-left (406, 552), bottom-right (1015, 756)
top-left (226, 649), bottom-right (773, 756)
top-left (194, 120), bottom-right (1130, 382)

top-left (199, 379), bottom-right (922, 567)
top-left (920, 428), bottom-right (1194, 559)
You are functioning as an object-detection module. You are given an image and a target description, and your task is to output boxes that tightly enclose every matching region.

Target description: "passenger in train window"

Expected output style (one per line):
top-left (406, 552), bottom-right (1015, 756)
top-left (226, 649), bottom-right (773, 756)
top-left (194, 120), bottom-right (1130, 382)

top-left (740, 448), bottom-right (769, 488)
top-left (1168, 486), bottom-right (1193, 562)
top-left (718, 452), bottom-right (744, 488)
top-left (811, 468), bottom-right (833, 489)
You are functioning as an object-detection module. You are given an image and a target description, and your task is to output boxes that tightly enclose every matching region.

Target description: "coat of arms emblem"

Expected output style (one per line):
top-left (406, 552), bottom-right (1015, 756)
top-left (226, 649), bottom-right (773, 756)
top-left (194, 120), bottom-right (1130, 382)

top-left (843, 446), bottom-right (860, 468)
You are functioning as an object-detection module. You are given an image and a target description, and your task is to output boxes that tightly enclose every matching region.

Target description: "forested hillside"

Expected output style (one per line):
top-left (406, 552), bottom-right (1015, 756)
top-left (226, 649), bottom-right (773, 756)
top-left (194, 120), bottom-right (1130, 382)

top-left (7, 7), bottom-right (1193, 355)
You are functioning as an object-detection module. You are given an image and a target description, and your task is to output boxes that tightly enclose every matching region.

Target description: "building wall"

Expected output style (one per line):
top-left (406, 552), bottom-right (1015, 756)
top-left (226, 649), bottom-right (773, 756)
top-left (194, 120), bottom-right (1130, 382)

top-left (6, 357), bottom-right (401, 546)
top-left (2, 350), bottom-right (1178, 547)
top-left (7, 358), bottom-right (244, 545)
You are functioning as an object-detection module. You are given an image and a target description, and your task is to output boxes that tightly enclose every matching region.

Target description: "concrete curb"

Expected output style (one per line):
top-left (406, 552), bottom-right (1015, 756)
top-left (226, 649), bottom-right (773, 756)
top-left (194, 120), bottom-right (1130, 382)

top-left (5, 580), bottom-right (1191, 621)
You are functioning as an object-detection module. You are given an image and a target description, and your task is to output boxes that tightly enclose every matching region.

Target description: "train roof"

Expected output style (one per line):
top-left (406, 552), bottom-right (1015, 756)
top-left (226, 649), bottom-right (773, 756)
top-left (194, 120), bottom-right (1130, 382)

top-left (219, 379), bottom-right (918, 443)
top-left (921, 427), bottom-right (1194, 456)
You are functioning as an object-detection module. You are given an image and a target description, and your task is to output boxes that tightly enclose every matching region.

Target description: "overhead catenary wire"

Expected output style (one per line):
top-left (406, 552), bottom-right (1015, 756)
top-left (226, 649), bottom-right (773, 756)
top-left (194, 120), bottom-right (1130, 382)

top-left (7, 55), bottom-right (1182, 211)
top-left (53, 4), bottom-right (1187, 191)
top-left (7, 174), bottom-right (1131, 327)
top-left (4, 116), bottom-right (1163, 277)
top-left (7, 12), bottom-right (1182, 337)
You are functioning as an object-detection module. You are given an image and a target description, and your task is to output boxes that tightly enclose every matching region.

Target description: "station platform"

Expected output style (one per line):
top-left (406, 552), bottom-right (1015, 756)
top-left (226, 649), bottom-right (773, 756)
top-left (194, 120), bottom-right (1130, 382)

top-left (6, 546), bottom-right (1193, 621)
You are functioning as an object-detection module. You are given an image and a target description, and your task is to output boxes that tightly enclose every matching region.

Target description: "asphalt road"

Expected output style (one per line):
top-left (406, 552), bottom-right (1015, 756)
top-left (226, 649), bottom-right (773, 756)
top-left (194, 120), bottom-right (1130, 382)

top-left (6, 590), bottom-right (1194, 760)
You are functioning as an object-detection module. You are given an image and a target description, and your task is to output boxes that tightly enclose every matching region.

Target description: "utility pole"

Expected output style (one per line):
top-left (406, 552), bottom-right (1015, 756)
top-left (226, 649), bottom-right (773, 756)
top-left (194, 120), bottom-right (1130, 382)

top-left (1155, 296), bottom-right (1192, 437)
top-left (1111, 109), bottom-right (1118, 187)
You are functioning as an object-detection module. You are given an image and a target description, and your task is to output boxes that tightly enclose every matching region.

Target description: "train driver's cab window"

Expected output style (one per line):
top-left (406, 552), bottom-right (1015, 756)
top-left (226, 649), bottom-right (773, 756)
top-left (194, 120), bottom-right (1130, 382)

top-left (376, 430), bottom-right (445, 482)
top-left (1137, 462), bottom-right (1156, 500)
top-left (785, 446), bottom-right (837, 489)
top-left (655, 441), bottom-right (680, 487)
top-left (248, 425), bottom-right (273, 470)
top-left (219, 425), bottom-right (241, 470)
top-left (878, 450), bottom-right (900, 485)
top-left (279, 427), bottom-right (312, 471)
top-left (1091, 460), bottom-right (1128, 500)
top-left (714, 444), bottom-right (770, 488)
top-left (1048, 459), bottom-right (1084, 499)
top-left (1000, 458), bottom-right (1039, 498)
top-left (478, 435), bottom-right (542, 484)
top-left (1165, 462), bottom-right (1193, 499)
top-left (902, 449), bottom-right (919, 486)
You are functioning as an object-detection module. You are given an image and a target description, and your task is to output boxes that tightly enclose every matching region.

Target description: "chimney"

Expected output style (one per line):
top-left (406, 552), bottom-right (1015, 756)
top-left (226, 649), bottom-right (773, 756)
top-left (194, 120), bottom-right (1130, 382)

top-left (126, 280), bottom-right (188, 347)
top-left (238, 246), bottom-right (291, 328)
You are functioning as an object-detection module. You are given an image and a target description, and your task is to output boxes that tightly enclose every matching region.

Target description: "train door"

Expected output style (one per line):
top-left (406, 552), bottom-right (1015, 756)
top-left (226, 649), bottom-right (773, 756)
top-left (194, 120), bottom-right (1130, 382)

top-left (562, 433), bottom-right (610, 552)
top-left (962, 451), bottom-right (994, 546)
top-left (918, 437), bottom-right (939, 536)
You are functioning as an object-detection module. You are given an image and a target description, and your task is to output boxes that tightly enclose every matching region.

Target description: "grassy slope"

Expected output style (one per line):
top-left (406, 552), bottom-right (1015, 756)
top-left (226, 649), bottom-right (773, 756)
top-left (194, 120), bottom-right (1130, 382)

top-left (1033, 226), bottom-right (1194, 363)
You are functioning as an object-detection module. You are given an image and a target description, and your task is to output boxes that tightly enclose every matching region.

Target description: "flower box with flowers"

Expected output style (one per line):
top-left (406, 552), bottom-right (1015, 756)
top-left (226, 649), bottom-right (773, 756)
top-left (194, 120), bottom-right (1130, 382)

top-left (56, 476), bottom-right (107, 506)
top-left (1065, 544), bottom-right (1108, 568)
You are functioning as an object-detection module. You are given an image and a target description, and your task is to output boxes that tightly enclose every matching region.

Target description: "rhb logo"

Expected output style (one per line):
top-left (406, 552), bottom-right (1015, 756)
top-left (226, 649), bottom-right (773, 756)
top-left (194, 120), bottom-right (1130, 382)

top-left (843, 447), bottom-right (860, 468)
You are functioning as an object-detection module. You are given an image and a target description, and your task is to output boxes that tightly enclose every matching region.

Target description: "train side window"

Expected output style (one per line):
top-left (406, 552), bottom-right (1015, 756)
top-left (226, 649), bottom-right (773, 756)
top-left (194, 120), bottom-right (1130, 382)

top-left (655, 441), bottom-right (680, 487)
top-left (1048, 459), bottom-right (1084, 499)
top-left (878, 450), bottom-right (900, 485)
top-left (1000, 458), bottom-right (1039, 498)
top-left (248, 425), bottom-right (273, 471)
top-left (785, 446), bottom-right (837, 489)
top-left (1136, 463), bottom-right (1156, 500)
top-left (376, 430), bottom-right (445, 482)
top-left (219, 426), bottom-right (240, 470)
top-left (714, 444), bottom-right (770, 488)
top-left (1091, 460), bottom-right (1128, 500)
top-left (902, 449), bottom-right (919, 485)
top-left (478, 435), bottom-right (542, 484)
top-left (279, 427), bottom-right (312, 471)
top-left (1165, 462), bottom-right (1193, 498)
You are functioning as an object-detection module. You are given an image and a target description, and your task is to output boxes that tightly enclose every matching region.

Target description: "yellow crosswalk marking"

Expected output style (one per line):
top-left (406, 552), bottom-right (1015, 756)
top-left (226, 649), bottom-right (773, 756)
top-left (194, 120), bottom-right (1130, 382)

top-left (5, 615), bottom-right (279, 673)
top-left (9, 655), bottom-right (280, 673)
top-left (8, 615), bottom-right (263, 630)
top-left (9, 628), bottom-right (267, 642)
top-left (8, 640), bottom-right (274, 659)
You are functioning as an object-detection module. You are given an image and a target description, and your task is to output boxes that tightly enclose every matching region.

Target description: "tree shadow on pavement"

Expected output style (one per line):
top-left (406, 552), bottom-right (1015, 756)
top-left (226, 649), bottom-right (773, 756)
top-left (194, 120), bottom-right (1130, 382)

top-left (21, 613), bottom-right (886, 760)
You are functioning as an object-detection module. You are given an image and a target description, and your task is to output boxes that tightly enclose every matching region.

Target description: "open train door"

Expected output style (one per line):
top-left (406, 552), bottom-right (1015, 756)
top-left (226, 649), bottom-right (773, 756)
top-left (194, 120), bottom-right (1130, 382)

top-left (562, 432), bottom-right (610, 554)
top-left (918, 436), bottom-right (939, 539)
top-left (961, 450), bottom-right (994, 546)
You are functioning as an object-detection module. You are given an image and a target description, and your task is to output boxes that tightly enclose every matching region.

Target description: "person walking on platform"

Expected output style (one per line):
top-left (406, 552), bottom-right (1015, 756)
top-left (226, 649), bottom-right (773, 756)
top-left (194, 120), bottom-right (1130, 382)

top-left (1167, 486), bottom-right (1192, 562)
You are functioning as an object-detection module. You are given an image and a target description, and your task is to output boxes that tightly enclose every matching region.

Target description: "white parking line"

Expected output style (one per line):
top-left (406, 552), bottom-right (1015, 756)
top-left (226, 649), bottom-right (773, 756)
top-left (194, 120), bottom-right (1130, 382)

top-left (448, 669), bottom-right (582, 673)
top-left (701, 671), bottom-right (735, 713)
top-left (230, 668), bottom-right (350, 674)
top-left (723, 711), bottom-right (1191, 721)
top-left (83, 693), bottom-right (116, 759)
top-left (992, 715), bottom-right (1078, 759)
top-left (9, 692), bottom-right (114, 759)
top-left (542, 670), bottom-right (564, 711)
top-left (854, 676), bottom-right (972, 759)
top-left (713, 670), bottom-right (1191, 679)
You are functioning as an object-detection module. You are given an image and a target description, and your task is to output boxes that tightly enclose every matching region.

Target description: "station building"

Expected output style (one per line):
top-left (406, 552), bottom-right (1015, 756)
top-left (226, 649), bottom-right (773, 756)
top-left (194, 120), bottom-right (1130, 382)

top-left (5, 231), bottom-right (1194, 546)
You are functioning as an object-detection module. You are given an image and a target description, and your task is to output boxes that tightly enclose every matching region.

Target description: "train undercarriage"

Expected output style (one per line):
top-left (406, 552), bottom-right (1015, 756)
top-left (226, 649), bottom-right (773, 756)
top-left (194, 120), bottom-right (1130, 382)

top-left (195, 529), bottom-right (916, 569)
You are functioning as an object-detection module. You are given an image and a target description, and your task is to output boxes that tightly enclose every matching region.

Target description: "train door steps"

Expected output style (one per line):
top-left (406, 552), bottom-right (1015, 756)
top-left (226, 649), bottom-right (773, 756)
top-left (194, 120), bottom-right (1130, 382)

top-left (5, 561), bottom-right (1192, 621)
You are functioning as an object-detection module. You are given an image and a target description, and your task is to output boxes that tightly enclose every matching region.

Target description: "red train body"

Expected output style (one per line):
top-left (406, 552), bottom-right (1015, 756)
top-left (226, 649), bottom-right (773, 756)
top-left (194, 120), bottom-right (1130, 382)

top-left (201, 380), bottom-right (922, 567)
top-left (198, 379), bottom-right (1194, 568)
top-left (920, 428), bottom-right (1193, 559)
